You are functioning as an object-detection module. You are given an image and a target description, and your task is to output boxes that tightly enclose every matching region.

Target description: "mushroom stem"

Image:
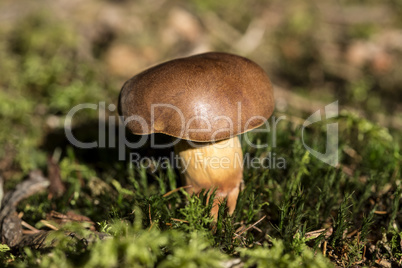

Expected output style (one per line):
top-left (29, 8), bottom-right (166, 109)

top-left (174, 136), bottom-right (243, 219)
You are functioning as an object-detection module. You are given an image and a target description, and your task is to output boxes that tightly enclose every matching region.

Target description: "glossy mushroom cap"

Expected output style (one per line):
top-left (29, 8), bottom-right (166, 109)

top-left (118, 52), bottom-right (274, 142)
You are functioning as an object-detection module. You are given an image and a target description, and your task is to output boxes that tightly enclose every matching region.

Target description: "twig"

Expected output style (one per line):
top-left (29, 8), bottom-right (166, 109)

top-left (22, 230), bottom-right (39, 235)
top-left (305, 228), bottom-right (326, 239)
top-left (148, 204), bottom-right (152, 225)
top-left (235, 215), bottom-right (266, 237)
top-left (170, 218), bottom-right (189, 223)
top-left (233, 233), bottom-right (247, 247)
top-left (374, 211), bottom-right (387, 215)
top-left (163, 185), bottom-right (193, 198)
top-left (347, 229), bottom-right (358, 238)
top-left (148, 222), bottom-right (155, 232)
top-left (362, 245), bottom-right (366, 261)
top-left (40, 220), bottom-right (59, 231)
top-left (21, 220), bottom-right (40, 233)
top-left (251, 226), bottom-right (262, 233)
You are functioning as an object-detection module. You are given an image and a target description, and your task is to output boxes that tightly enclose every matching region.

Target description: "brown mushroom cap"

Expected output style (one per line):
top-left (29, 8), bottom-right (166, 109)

top-left (118, 52), bottom-right (274, 142)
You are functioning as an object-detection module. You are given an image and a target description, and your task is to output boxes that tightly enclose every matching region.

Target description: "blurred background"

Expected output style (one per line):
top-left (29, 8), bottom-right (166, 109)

top-left (0, 0), bottom-right (401, 179)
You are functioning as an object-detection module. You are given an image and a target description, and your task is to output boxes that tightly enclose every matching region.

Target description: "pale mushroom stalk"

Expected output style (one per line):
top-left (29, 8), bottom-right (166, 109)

top-left (174, 136), bottom-right (243, 217)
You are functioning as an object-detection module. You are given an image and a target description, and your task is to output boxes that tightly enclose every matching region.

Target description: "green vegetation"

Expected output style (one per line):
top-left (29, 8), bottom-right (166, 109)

top-left (0, 1), bottom-right (401, 267)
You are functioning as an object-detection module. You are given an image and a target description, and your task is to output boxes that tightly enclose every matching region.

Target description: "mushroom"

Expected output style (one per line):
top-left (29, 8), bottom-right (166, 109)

top-left (118, 52), bottom-right (274, 218)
